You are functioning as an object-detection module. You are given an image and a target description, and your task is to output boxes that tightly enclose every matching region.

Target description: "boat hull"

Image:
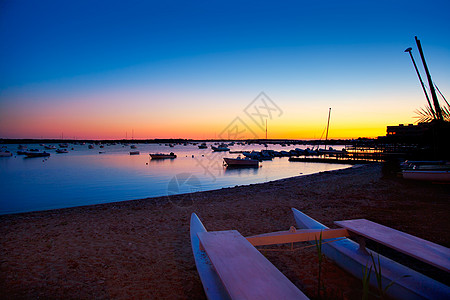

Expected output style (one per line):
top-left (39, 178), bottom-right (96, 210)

top-left (292, 208), bottom-right (450, 300)
top-left (149, 154), bottom-right (176, 159)
top-left (402, 170), bottom-right (450, 182)
top-left (223, 158), bottom-right (259, 167)
top-left (190, 213), bottom-right (230, 300)
top-left (26, 152), bottom-right (50, 158)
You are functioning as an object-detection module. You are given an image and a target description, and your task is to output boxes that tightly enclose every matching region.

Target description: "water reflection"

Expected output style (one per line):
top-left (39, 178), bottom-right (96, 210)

top-left (0, 143), bottom-right (351, 214)
top-left (224, 166), bottom-right (260, 176)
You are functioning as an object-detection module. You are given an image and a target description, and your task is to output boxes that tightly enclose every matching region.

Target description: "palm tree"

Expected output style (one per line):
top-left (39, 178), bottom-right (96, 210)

top-left (414, 84), bottom-right (450, 123)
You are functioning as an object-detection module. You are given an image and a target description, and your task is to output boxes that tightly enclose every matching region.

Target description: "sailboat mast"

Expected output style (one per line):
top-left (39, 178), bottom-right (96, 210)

top-left (265, 119), bottom-right (268, 140)
top-left (415, 36), bottom-right (443, 121)
top-left (404, 47), bottom-right (435, 118)
top-left (324, 108), bottom-right (331, 150)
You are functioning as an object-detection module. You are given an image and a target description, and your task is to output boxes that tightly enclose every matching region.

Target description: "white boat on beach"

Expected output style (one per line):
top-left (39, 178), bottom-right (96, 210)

top-left (191, 209), bottom-right (449, 300)
top-left (190, 213), bottom-right (308, 300)
top-left (223, 157), bottom-right (259, 167)
top-left (149, 152), bottom-right (177, 159)
top-left (401, 160), bottom-right (450, 182)
top-left (292, 208), bottom-right (450, 300)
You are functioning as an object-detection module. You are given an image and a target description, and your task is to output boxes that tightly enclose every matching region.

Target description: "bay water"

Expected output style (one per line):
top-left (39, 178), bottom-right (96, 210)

top-left (0, 143), bottom-right (351, 215)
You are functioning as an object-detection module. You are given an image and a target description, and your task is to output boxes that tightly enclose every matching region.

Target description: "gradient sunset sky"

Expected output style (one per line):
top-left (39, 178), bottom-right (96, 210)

top-left (1, 0), bottom-right (449, 140)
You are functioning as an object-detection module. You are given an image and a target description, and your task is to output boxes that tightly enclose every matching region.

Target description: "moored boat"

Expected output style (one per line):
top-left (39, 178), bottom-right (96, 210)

top-left (149, 152), bottom-right (176, 159)
top-left (129, 151), bottom-right (140, 155)
top-left (26, 152), bottom-right (50, 158)
top-left (56, 149), bottom-right (68, 153)
top-left (0, 150), bottom-right (13, 157)
top-left (198, 143), bottom-right (207, 149)
top-left (223, 157), bottom-right (259, 167)
top-left (211, 144), bottom-right (230, 152)
top-left (292, 208), bottom-right (450, 299)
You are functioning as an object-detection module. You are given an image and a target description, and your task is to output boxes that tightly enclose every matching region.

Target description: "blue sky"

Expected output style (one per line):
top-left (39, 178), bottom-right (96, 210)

top-left (1, 0), bottom-right (450, 139)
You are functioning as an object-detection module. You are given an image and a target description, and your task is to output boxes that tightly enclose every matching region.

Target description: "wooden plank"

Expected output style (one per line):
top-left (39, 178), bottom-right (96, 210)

top-left (246, 228), bottom-right (349, 246)
top-left (335, 219), bottom-right (450, 272)
top-left (198, 230), bottom-right (308, 300)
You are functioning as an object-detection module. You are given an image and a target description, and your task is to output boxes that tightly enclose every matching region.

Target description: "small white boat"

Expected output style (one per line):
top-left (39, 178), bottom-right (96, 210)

top-left (149, 152), bottom-right (176, 159)
top-left (402, 170), bottom-right (450, 182)
top-left (223, 157), bottom-right (259, 167)
top-left (45, 145), bottom-right (56, 150)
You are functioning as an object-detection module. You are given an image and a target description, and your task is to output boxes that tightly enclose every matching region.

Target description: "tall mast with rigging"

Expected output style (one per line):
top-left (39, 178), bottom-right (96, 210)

top-left (415, 36), bottom-right (443, 121)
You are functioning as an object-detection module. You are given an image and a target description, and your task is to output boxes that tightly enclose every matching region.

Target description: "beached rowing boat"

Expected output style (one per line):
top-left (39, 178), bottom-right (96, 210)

top-left (292, 208), bottom-right (450, 299)
top-left (191, 213), bottom-right (308, 300)
top-left (190, 214), bottom-right (231, 300)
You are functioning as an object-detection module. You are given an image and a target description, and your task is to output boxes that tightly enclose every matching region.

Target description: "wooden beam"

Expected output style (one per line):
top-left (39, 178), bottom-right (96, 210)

top-left (246, 228), bottom-right (349, 247)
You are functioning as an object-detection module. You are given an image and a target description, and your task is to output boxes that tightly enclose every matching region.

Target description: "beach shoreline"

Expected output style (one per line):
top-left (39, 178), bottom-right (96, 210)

top-left (1, 163), bottom-right (449, 299)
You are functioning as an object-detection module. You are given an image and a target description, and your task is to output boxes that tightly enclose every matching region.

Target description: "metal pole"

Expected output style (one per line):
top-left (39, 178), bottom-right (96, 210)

top-left (404, 47), bottom-right (435, 118)
top-left (324, 108), bottom-right (331, 150)
top-left (415, 36), bottom-right (443, 121)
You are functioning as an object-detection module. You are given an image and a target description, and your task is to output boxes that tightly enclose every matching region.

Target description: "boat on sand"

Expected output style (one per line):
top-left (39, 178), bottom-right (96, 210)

top-left (190, 209), bottom-right (449, 300)
top-left (402, 170), bottom-right (450, 182)
top-left (190, 213), bottom-right (308, 300)
top-left (292, 208), bottom-right (449, 300)
top-left (149, 152), bottom-right (176, 159)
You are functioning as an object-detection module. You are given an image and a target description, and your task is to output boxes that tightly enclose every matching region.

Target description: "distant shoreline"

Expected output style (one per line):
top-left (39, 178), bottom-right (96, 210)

top-left (0, 137), bottom-right (366, 145)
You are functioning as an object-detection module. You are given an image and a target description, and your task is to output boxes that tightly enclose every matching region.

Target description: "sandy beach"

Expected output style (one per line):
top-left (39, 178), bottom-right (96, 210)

top-left (1, 163), bottom-right (449, 299)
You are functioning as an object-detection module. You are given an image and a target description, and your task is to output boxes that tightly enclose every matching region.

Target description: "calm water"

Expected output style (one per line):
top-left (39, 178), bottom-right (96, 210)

top-left (0, 143), bottom-right (351, 215)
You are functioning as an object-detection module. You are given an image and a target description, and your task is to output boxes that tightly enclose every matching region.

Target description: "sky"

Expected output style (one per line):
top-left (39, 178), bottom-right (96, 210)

top-left (1, 0), bottom-right (450, 140)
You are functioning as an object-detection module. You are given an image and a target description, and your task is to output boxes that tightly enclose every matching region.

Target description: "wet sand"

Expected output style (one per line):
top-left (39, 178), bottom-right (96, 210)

top-left (1, 163), bottom-right (449, 299)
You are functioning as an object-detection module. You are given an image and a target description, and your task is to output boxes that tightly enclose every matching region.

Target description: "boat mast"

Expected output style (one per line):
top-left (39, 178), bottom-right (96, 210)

top-left (404, 47), bottom-right (435, 118)
top-left (324, 108), bottom-right (331, 150)
top-left (415, 36), bottom-right (443, 121)
top-left (265, 119), bottom-right (268, 140)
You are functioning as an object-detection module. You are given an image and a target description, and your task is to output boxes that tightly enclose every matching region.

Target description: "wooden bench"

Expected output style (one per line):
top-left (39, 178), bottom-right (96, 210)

top-left (335, 219), bottom-right (450, 272)
top-left (197, 230), bottom-right (308, 300)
